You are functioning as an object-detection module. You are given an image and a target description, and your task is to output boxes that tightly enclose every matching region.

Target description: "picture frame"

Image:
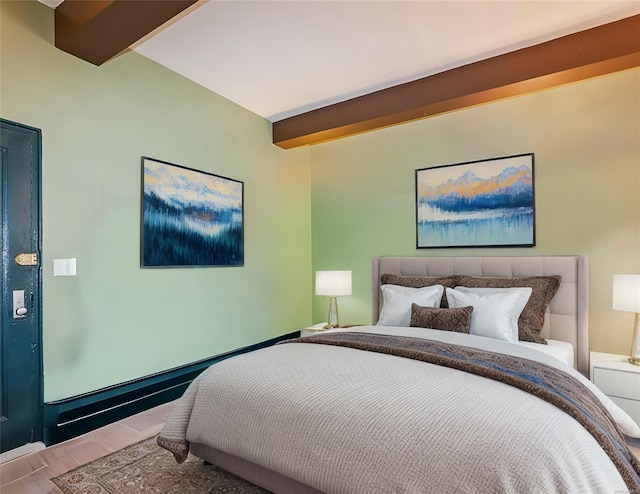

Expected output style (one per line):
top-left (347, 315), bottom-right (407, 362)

top-left (415, 153), bottom-right (535, 248)
top-left (141, 156), bottom-right (244, 267)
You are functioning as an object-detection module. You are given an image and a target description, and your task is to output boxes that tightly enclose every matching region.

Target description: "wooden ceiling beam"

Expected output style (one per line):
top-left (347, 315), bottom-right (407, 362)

top-left (272, 15), bottom-right (640, 149)
top-left (55, 0), bottom-right (198, 66)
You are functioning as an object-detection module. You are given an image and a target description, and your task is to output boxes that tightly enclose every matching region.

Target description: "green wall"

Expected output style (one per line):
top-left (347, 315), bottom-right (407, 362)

top-left (1, 1), bottom-right (312, 401)
top-left (3, 1), bottom-right (639, 402)
top-left (310, 68), bottom-right (640, 356)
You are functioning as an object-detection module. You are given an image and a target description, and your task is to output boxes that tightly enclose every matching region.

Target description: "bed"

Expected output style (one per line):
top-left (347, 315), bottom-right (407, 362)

top-left (158, 255), bottom-right (640, 493)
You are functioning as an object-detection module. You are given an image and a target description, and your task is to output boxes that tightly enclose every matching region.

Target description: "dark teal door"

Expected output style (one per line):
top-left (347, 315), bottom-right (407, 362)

top-left (0, 119), bottom-right (43, 453)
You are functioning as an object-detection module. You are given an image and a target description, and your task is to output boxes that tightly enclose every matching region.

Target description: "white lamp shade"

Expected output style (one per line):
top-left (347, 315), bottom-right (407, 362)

top-left (315, 270), bottom-right (352, 296)
top-left (613, 274), bottom-right (640, 313)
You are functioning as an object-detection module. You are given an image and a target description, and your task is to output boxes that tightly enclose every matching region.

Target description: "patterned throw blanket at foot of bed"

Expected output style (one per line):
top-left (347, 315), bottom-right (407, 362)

top-left (285, 332), bottom-right (640, 493)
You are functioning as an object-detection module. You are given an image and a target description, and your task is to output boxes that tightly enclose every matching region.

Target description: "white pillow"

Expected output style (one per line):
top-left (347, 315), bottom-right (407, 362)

top-left (377, 284), bottom-right (444, 327)
top-left (445, 287), bottom-right (532, 342)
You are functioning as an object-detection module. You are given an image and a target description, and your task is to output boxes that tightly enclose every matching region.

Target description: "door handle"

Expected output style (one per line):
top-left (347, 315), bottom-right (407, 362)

top-left (13, 290), bottom-right (27, 319)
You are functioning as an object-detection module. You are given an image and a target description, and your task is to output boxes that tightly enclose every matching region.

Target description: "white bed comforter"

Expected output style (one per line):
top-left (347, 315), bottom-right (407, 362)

top-left (159, 327), bottom-right (640, 494)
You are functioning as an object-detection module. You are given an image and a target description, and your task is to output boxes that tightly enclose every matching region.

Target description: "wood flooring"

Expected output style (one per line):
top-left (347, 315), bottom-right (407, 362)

top-left (0, 401), bottom-right (176, 493)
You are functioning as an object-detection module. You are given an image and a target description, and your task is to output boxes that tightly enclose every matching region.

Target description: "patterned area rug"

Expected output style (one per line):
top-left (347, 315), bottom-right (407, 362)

top-left (51, 435), bottom-right (270, 493)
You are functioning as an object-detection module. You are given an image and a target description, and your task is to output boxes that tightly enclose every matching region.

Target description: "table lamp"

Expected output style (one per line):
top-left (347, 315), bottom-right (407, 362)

top-left (613, 274), bottom-right (640, 365)
top-left (315, 270), bottom-right (352, 328)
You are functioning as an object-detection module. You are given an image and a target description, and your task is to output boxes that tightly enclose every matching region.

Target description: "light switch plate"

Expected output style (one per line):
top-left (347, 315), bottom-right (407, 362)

top-left (53, 258), bottom-right (76, 276)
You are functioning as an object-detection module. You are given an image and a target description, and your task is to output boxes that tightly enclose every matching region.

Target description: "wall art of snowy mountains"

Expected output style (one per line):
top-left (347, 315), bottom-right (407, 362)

top-left (142, 158), bottom-right (243, 267)
top-left (416, 154), bottom-right (534, 248)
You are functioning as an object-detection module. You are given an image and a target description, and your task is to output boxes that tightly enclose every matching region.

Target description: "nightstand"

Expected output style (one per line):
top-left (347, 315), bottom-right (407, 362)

top-left (300, 323), bottom-right (332, 337)
top-left (590, 352), bottom-right (640, 426)
top-left (299, 323), bottom-right (362, 337)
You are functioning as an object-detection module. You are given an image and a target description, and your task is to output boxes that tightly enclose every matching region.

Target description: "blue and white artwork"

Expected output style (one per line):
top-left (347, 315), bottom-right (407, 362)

top-left (142, 157), bottom-right (244, 267)
top-left (416, 154), bottom-right (535, 248)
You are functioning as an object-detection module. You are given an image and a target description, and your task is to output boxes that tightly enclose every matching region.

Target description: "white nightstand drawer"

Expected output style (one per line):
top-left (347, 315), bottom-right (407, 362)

top-left (593, 367), bottom-right (640, 401)
top-left (608, 396), bottom-right (640, 426)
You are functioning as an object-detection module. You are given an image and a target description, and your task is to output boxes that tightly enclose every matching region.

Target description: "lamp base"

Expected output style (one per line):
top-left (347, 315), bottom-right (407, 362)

top-left (326, 296), bottom-right (340, 329)
top-left (629, 312), bottom-right (640, 367)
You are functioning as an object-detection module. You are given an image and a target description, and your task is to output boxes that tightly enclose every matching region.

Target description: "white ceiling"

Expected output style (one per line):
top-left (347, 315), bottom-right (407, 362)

top-left (46, 1), bottom-right (640, 122)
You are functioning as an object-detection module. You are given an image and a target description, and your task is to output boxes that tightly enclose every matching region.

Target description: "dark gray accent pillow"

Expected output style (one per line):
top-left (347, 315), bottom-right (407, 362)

top-left (453, 275), bottom-right (562, 344)
top-left (380, 274), bottom-right (457, 308)
top-left (410, 304), bottom-right (473, 334)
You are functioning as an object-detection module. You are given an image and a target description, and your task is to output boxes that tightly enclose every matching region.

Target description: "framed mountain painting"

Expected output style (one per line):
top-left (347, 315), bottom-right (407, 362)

top-left (141, 157), bottom-right (244, 267)
top-left (415, 153), bottom-right (535, 248)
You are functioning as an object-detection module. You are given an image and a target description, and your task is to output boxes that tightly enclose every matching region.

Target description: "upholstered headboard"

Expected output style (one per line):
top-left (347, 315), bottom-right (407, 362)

top-left (371, 256), bottom-right (589, 376)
